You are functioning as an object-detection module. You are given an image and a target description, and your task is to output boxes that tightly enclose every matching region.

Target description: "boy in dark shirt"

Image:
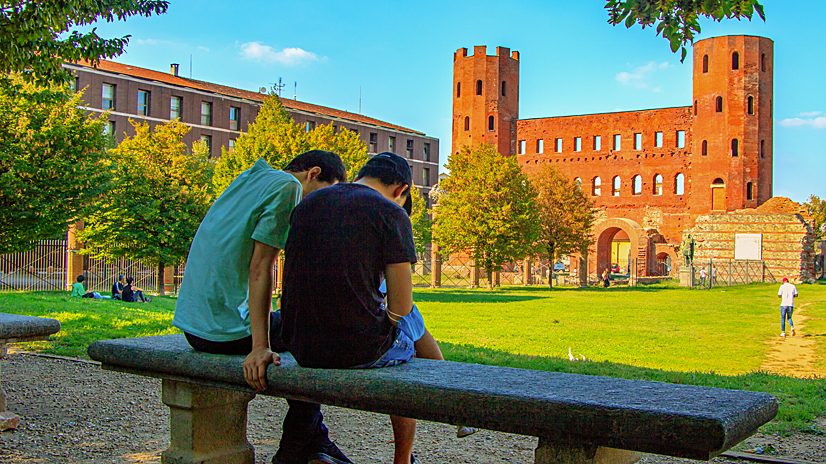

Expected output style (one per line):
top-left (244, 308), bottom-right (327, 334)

top-left (281, 152), bottom-right (448, 464)
top-left (122, 277), bottom-right (150, 303)
top-left (112, 275), bottom-right (125, 300)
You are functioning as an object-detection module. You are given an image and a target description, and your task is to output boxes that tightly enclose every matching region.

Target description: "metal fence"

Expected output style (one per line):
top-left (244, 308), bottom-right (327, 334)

top-left (689, 259), bottom-right (773, 289)
top-left (84, 250), bottom-right (158, 293)
top-left (0, 239), bottom-right (67, 291)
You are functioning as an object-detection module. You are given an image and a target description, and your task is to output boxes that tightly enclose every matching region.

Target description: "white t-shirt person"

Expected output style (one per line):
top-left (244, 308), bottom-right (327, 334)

top-left (778, 281), bottom-right (798, 308)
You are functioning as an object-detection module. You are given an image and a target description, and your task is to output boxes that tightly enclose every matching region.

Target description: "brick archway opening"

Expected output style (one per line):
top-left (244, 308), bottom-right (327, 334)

top-left (592, 218), bottom-right (645, 280)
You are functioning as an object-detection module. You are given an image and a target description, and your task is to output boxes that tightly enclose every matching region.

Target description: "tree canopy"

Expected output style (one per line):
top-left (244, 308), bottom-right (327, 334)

top-left (408, 184), bottom-right (431, 256)
top-left (78, 119), bottom-right (214, 294)
top-left (804, 195), bottom-right (826, 241)
top-left (0, 0), bottom-right (169, 86)
top-left (433, 144), bottom-right (539, 289)
top-left (527, 165), bottom-right (597, 287)
top-left (605, 0), bottom-right (765, 61)
top-left (213, 94), bottom-right (369, 194)
top-left (0, 77), bottom-right (109, 254)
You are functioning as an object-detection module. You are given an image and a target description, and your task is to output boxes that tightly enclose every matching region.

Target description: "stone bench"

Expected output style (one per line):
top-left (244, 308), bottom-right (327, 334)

top-left (0, 312), bottom-right (61, 430)
top-left (88, 334), bottom-right (778, 464)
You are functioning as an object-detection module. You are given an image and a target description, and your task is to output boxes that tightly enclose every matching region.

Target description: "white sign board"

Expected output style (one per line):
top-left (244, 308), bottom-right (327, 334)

top-left (734, 233), bottom-right (762, 260)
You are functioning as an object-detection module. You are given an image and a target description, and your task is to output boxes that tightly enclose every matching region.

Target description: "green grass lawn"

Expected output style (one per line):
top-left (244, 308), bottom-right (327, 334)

top-left (1, 282), bottom-right (825, 435)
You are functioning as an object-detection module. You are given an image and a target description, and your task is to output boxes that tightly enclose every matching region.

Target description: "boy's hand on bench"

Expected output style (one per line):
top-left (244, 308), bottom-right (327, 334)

top-left (243, 346), bottom-right (280, 391)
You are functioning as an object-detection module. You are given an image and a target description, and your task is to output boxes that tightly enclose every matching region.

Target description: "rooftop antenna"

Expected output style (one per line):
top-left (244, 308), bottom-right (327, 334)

top-left (271, 77), bottom-right (285, 97)
top-left (294, 81), bottom-right (297, 100)
top-left (359, 86), bottom-right (362, 114)
top-left (189, 54), bottom-right (192, 79)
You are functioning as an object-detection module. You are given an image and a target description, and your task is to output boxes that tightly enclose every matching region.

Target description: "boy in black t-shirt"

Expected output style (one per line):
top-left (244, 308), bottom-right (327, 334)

top-left (281, 152), bottom-right (450, 464)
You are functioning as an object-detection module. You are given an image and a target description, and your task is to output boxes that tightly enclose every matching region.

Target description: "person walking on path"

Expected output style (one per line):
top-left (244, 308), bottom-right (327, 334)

top-left (778, 277), bottom-right (798, 337)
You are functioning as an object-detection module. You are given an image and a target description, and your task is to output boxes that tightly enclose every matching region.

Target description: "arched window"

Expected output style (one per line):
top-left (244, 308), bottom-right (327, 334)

top-left (746, 182), bottom-right (754, 201)
top-left (760, 139), bottom-right (765, 159)
top-left (711, 178), bottom-right (725, 211)
top-left (612, 176), bottom-right (621, 196)
top-left (675, 173), bottom-right (685, 195)
top-left (456, 82), bottom-right (461, 98)
top-left (574, 177), bottom-right (582, 189)
top-left (488, 115), bottom-right (494, 131)
top-left (748, 96), bottom-right (754, 115)
top-left (702, 140), bottom-right (708, 156)
top-left (694, 100), bottom-right (698, 116)
top-left (501, 81), bottom-right (507, 97)
top-left (476, 79), bottom-right (482, 96)
top-left (653, 174), bottom-right (663, 196)
top-left (716, 96), bottom-right (723, 113)
top-left (761, 53), bottom-right (766, 72)
top-left (464, 116), bottom-right (469, 131)
top-left (703, 55), bottom-right (709, 73)
top-left (632, 175), bottom-right (642, 195)
top-left (731, 138), bottom-right (739, 157)
top-left (732, 51), bottom-right (740, 70)
top-left (592, 177), bottom-right (601, 196)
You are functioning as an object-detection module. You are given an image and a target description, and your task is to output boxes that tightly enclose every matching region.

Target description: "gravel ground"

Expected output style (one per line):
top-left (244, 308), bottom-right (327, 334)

top-left (1, 352), bottom-right (824, 464)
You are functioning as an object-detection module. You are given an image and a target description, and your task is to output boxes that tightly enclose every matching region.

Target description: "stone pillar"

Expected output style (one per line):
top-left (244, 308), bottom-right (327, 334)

top-left (164, 266), bottom-right (175, 295)
top-left (523, 258), bottom-right (532, 285)
top-left (66, 221), bottom-right (85, 291)
top-left (535, 438), bottom-right (641, 464)
top-left (161, 379), bottom-right (255, 464)
top-left (430, 242), bottom-right (442, 288)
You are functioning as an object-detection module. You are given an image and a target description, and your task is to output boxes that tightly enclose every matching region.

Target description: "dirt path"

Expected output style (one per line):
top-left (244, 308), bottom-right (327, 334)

top-left (760, 303), bottom-right (824, 378)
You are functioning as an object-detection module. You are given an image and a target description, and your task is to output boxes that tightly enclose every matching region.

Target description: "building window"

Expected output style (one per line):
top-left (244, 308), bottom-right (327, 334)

top-left (519, 140), bottom-right (526, 155)
top-left (501, 81), bottom-right (507, 97)
top-left (676, 130), bottom-right (685, 148)
top-left (694, 100), bottom-right (698, 116)
top-left (653, 174), bottom-right (663, 196)
top-left (69, 76), bottom-right (78, 92)
top-left (101, 83), bottom-right (115, 110)
top-left (711, 178), bottom-right (726, 211)
top-left (369, 132), bottom-right (378, 153)
top-left (746, 182), bottom-right (754, 201)
top-left (731, 138), bottom-right (739, 157)
top-left (702, 140), bottom-right (708, 156)
top-left (456, 82), bottom-right (461, 98)
top-left (333, 125), bottom-right (338, 133)
top-left (464, 116), bottom-right (470, 131)
top-left (555, 138), bottom-right (562, 153)
top-left (103, 120), bottom-right (115, 136)
top-left (537, 139), bottom-right (544, 154)
top-left (228, 139), bottom-right (236, 151)
top-left (613, 134), bottom-right (621, 151)
top-left (574, 177), bottom-right (582, 189)
top-left (389, 136), bottom-right (395, 152)
top-left (703, 55), bottom-right (709, 73)
top-left (760, 139), bottom-right (765, 159)
top-left (230, 106), bottom-right (240, 131)
top-left (200, 134), bottom-right (212, 156)
top-left (423, 167), bottom-right (431, 187)
top-left (476, 80), bottom-right (482, 96)
top-left (612, 176), bottom-right (621, 197)
top-left (406, 139), bottom-right (414, 158)
top-left (170, 96), bottom-right (182, 120)
top-left (137, 90), bottom-right (150, 116)
top-left (761, 53), bottom-right (766, 72)
top-left (655, 132), bottom-right (663, 148)
top-left (592, 177), bottom-right (601, 196)
top-left (305, 121), bottom-right (315, 132)
top-left (488, 116), bottom-right (494, 131)
top-left (634, 133), bottom-right (642, 150)
top-left (747, 96), bottom-right (754, 115)
top-left (675, 173), bottom-right (685, 195)
top-left (574, 137), bottom-right (582, 152)
top-left (201, 102), bottom-right (213, 126)
top-left (424, 143), bottom-right (431, 162)
top-left (732, 51), bottom-right (740, 70)
top-left (593, 135), bottom-right (601, 151)
top-left (632, 175), bottom-right (642, 195)
top-left (716, 96), bottom-right (723, 113)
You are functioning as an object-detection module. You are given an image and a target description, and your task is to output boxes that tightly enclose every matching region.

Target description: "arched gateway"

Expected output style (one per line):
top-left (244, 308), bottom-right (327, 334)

top-left (592, 218), bottom-right (646, 280)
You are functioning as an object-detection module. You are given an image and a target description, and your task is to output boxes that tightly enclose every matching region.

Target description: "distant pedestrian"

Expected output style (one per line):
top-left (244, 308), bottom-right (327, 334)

top-left (778, 277), bottom-right (798, 337)
top-left (602, 268), bottom-right (610, 288)
top-left (699, 268), bottom-right (707, 287)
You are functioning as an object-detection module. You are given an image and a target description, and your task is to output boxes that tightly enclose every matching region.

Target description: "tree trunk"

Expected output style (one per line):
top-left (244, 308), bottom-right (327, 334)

top-left (547, 242), bottom-right (556, 289)
top-left (157, 262), bottom-right (165, 296)
top-left (486, 267), bottom-right (494, 290)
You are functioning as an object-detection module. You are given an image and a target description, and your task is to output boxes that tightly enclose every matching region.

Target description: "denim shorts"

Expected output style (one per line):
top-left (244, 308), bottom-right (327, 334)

top-left (358, 328), bottom-right (416, 368)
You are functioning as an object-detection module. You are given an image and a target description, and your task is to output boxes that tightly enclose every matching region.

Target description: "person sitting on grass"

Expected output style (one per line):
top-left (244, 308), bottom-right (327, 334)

top-left (112, 275), bottom-right (125, 300)
top-left (122, 277), bottom-right (150, 303)
top-left (71, 275), bottom-right (103, 299)
top-left (280, 152), bottom-right (475, 464)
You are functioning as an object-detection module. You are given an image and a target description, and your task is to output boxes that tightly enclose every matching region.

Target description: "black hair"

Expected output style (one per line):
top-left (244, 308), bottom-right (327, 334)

top-left (283, 150), bottom-right (347, 184)
top-left (76, 275), bottom-right (85, 283)
top-left (126, 277), bottom-right (134, 284)
top-left (118, 275), bottom-right (124, 281)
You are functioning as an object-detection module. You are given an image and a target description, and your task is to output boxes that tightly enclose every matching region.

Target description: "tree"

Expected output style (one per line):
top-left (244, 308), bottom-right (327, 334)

top-left (78, 119), bottom-right (214, 295)
top-left (527, 165), bottom-right (597, 288)
top-left (213, 94), bottom-right (369, 193)
top-left (605, 0), bottom-right (765, 62)
top-left (0, 0), bottom-right (168, 86)
top-left (804, 195), bottom-right (826, 241)
top-left (0, 77), bottom-right (109, 254)
top-left (409, 184), bottom-right (431, 256)
top-left (433, 144), bottom-right (539, 290)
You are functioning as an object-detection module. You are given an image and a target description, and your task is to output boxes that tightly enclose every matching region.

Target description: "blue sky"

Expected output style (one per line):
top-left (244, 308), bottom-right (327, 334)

top-left (79, 0), bottom-right (824, 203)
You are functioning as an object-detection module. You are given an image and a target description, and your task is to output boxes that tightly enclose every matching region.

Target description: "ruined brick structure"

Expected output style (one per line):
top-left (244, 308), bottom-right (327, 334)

top-left (452, 36), bottom-right (777, 280)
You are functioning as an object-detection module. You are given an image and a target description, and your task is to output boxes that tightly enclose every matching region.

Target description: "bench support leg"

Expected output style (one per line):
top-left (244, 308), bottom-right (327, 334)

top-left (0, 342), bottom-right (21, 432)
top-left (535, 438), bottom-right (642, 464)
top-left (161, 379), bottom-right (256, 464)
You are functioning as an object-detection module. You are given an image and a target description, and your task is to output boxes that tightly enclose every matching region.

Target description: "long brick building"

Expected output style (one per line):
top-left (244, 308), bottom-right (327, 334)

top-left (452, 36), bottom-right (778, 279)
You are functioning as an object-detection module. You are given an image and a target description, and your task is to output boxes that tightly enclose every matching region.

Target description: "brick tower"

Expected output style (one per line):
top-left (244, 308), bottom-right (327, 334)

top-left (452, 46), bottom-right (519, 157)
top-left (691, 35), bottom-right (774, 214)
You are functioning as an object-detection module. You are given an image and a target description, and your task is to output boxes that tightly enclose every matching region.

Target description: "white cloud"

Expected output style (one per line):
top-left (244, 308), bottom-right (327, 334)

top-left (133, 38), bottom-right (173, 46)
top-left (799, 111), bottom-right (822, 117)
top-left (779, 116), bottom-right (826, 129)
top-left (198, 46), bottom-right (210, 52)
top-left (615, 61), bottom-right (672, 89)
top-left (239, 42), bottom-right (319, 66)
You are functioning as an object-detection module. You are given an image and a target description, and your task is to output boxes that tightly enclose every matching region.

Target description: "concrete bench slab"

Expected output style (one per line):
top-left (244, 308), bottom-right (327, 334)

top-left (89, 334), bottom-right (777, 464)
